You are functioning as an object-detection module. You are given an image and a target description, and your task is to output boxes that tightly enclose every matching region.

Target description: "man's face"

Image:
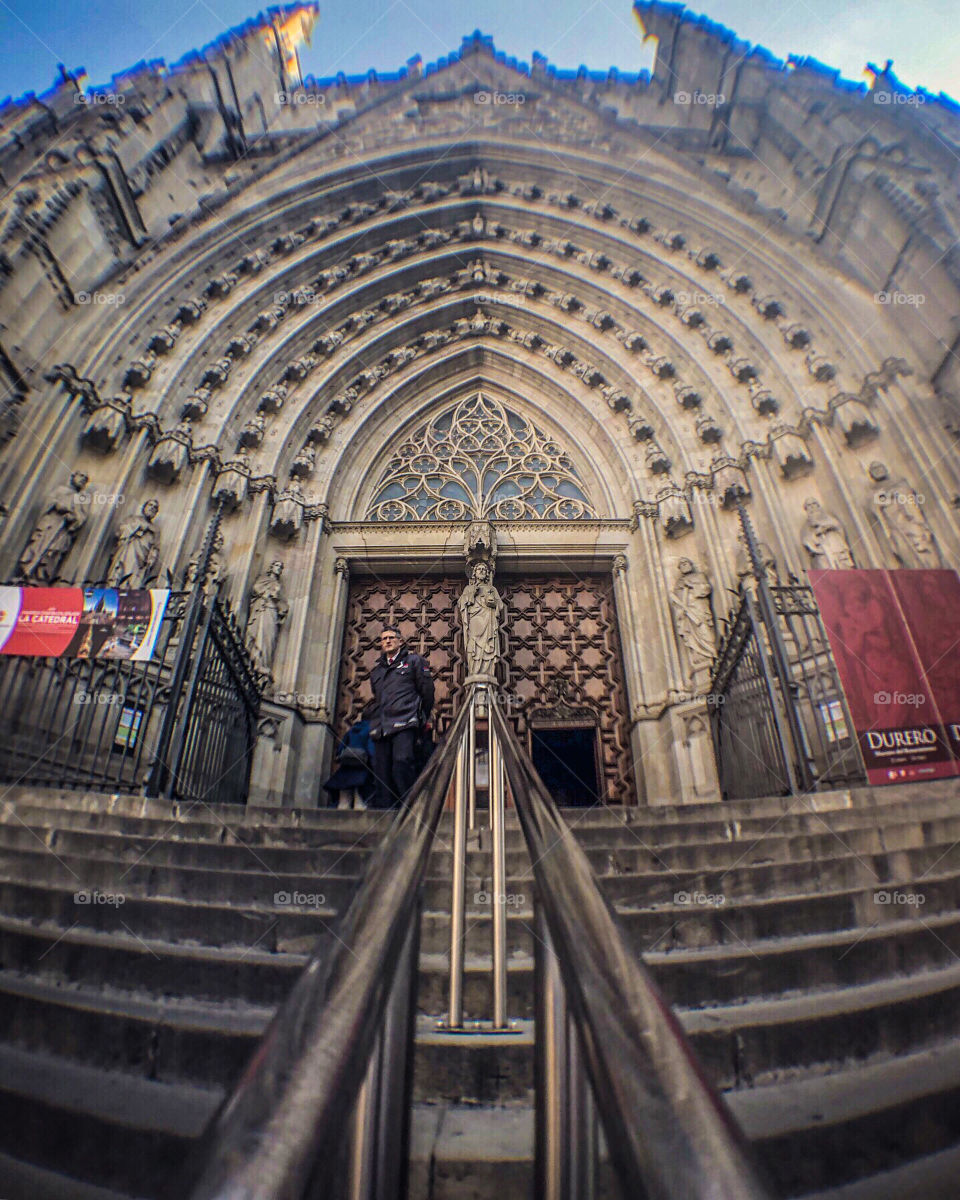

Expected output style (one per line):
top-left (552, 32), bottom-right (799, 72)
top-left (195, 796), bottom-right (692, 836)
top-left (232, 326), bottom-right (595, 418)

top-left (380, 630), bottom-right (400, 655)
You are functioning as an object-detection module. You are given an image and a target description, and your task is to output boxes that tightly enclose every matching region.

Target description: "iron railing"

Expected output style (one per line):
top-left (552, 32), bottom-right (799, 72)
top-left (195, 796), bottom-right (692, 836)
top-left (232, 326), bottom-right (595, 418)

top-left (709, 582), bottom-right (866, 802)
top-left (182, 693), bottom-right (771, 1200)
top-left (489, 702), bottom-right (773, 1200)
top-left (0, 588), bottom-right (260, 805)
top-left (182, 701), bottom-right (471, 1200)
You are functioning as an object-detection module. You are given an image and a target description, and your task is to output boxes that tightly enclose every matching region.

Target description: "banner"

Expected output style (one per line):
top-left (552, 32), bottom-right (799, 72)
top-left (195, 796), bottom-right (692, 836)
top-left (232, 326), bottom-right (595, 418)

top-left (809, 570), bottom-right (959, 784)
top-left (0, 587), bottom-right (169, 661)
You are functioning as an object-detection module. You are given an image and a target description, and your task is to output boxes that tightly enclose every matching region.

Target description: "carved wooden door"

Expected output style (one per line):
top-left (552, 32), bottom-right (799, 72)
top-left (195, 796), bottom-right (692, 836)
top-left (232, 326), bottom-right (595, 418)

top-left (334, 571), bottom-right (635, 805)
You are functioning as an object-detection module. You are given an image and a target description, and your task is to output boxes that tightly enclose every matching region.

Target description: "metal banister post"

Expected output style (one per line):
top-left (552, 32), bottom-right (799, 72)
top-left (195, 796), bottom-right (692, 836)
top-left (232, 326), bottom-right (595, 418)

top-left (445, 722), bottom-right (469, 1029)
top-left (535, 907), bottom-right (567, 1200)
top-left (488, 703), bottom-right (508, 1029)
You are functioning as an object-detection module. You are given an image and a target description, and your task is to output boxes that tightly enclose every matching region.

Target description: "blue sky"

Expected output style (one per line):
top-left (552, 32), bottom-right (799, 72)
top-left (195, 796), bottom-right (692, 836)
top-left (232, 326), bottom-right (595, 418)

top-left (1, 0), bottom-right (956, 103)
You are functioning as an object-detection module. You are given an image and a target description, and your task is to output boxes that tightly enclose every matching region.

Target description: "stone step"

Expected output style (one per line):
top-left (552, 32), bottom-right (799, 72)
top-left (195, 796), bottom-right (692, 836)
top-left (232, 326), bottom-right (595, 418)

top-left (412, 1015), bottom-right (534, 1104)
top-left (0, 820), bottom-right (376, 875)
top-left (0, 877), bottom-right (340, 949)
top-left (0, 912), bottom-right (305, 1007)
top-left (644, 908), bottom-right (960, 1008)
top-left (684, 959), bottom-right (960, 1091)
top-left (0, 968), bottom-right (270, 1090)
top-left (808, 1141), bottom-right (960, 1200)
top-left (612, 873), bottom-right (960, 950)
top-left (409, 1103), bottom-right (535, 1200)
top-left (0, 1042), bottom-right (218, 1197)
top-left (418, 953), bottom-right (536, 1020)
top-left (730, 1038), bottom-right (960, 1196)
top-left (0, 845), bottom-right (359, 910)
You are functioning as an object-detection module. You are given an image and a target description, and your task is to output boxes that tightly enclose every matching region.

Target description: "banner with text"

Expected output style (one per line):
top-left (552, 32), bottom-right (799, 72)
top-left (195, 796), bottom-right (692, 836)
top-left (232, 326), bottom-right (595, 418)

top-left (0, 587), bottom-right (170, 661)
top-left (808, 569), bottom-right (959, 784)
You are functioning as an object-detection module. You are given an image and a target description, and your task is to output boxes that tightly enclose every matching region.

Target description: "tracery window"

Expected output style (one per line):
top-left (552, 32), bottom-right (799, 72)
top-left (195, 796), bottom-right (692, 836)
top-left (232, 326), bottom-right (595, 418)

top-left (365, 392), bottom-right (597, 521)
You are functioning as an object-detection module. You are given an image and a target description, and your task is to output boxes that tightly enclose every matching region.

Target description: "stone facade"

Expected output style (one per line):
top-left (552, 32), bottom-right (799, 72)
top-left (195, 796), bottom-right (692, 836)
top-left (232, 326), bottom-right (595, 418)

top-left (0, 2), bottom-right (958, 806)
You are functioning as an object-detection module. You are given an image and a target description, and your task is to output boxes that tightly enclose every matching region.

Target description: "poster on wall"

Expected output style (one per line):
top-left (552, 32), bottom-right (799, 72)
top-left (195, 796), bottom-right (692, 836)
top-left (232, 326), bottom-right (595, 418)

top-left (889, 571), bottom-right (960, 767)
top-left (0, 587), bottom-right (169, 661)
top-left (808, 569), bottom-right (958, 784)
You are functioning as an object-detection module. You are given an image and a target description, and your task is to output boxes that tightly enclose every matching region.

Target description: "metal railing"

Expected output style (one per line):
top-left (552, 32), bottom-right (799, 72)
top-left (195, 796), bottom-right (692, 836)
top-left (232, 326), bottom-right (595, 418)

top-left (183, 691), bottom-right (772, 1200)
top-left (182, 701), bottom-right (471, 1200)
top-left (0, 587), bottom-right (260, 805)
top-left (489, 702), bottom-right (774, 1200)
top-left (709, 503), bottom-right (866, 802)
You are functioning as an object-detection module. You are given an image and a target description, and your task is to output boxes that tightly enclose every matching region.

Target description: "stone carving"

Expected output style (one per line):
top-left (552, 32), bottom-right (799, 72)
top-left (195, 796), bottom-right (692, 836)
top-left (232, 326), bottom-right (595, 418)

top-left (736, 530), bottom-right (779, 584)
top-left (213, 453), bottom-right (251, 509)
top-left (771, 426), bottom-right (814, 479)
top-left (81, 401), bottom-right (127, 453)
top-left (290, 444), bottom-right (316, 478)
top-left (17, 471), bottom-right (90, 583)
top-left (183, 530), bottom-right (225, 596)
top-left (237, 414), bottom-right (265, 449)
top-left (246, 560), bottom-right (289, 683)
top-left (671, 558), bottom-right (717, 687)
top-left (464, 521), bottom-right (497, 573)
top-left (270, 484), bottom-right (305, 540)
top-left (833, 397), bottom-right (879, 446)
top-left (147, 420), bottom-right (192, 484)
top-left (657, 486), bottom-right (694, 538)
top-left (458, 561), bottom-right (504, 680)
top-left (800, 498), bottom-right (856, 569)
top-left (106, 499), bottom-right (161, 587)
top-left (868, 462), bottom-right (943, 568)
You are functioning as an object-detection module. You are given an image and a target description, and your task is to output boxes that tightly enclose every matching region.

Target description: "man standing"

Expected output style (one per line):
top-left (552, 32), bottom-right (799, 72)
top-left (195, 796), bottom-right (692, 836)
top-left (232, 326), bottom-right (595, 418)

top-left (368, 626), bottom-right (434, 809)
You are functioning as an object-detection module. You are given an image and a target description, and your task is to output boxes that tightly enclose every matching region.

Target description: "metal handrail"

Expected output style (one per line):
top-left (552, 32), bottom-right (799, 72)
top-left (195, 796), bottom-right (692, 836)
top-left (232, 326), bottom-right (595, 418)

top-left (488, 702), bottom-right (774, 1200)
top-left (182, 701), bottom-right (472, 1200)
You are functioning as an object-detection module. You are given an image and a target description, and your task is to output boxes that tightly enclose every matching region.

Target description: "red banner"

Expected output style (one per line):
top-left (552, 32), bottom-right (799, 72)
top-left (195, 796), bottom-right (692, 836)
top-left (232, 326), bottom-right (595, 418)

top-left (0, 587), bottom-right (169, 661)
top-left (808, 570), bottom-right (958, 784)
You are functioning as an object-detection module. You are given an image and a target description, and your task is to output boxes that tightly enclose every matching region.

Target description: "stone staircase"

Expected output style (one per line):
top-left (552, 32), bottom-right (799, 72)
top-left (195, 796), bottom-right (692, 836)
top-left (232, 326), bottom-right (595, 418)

top-left (411, 778), bottom-right (960, 1199)
top-left (2, 780), bottom-right (960, 1198)
top-left (0, 786), bottom-right (384, 1199)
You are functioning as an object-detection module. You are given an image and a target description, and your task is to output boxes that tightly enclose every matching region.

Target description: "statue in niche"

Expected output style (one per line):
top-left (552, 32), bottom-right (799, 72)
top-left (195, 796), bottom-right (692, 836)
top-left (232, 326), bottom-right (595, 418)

top-left (106, 499), bottom-right (161, 587)
top-left (17, 471), bottom-right (90, 583)
top-left (670, 558), bottom-right (717, 687)
top-left (868, 462), bottom-right (944, 569)
top-left (800, 498), bottom-right (856, 569)
top-left (246, 560), bottom-right (289, 683)
top-left (183, 530), bottom-right (226, 597)
top-left (458, 560), bottom-right (505, 679)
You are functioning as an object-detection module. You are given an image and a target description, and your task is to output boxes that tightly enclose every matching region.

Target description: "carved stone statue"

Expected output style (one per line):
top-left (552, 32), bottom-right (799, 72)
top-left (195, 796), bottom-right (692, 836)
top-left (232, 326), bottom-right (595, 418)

top-left (246, 560), bottom-right (289, 682)
top-left (270, 484), bottom-right (305, 540)
top-left (735, 530), bottom-right (779, 584)
top-left (800, 498), bottom-right (856, 569)
top-left (458, 561), bottom-right (505, 679)
top-left (147, 421), bottom-right (192, 484)
top-left (670, 558), bottom-right (717, 687)
top-left (183, 530), bottom-right (226, 597)
top-left (17, 471), bottom-right (90, 583)
top-left (868, 462), bottom-right (944, 569)
top-left (106, 499), bottom-right (161, 587)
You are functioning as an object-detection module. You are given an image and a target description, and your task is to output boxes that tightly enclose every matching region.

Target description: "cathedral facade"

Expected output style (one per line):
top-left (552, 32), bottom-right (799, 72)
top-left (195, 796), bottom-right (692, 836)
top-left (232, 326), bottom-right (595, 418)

top-left (0, 0), bottom-right (958, 807)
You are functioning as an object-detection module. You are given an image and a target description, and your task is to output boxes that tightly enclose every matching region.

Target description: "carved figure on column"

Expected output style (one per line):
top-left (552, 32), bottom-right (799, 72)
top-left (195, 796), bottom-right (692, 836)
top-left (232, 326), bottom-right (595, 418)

top-left (17, 471), bottom-right (90, 583)
top-left (246, 560), bottom-right (289, 685)
top-left (183, 530), bottom-right (226, 596)
top-left (800, 498), bottom-right (856, 569)
top-left (670, 558), bottom-right (717, 688)
top-left (735, 530), bottom-right (779, 584)
top-left (106, 499), bottom-right (161, 587)
top-left (458, 561), bottom-right (504, 680)
top-left (868, 462), bottom-right (944, 568)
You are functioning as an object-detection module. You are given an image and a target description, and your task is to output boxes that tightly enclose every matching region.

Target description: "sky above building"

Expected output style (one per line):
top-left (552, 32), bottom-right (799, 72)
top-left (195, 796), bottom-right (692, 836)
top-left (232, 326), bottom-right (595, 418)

top-left (1, 0), bottom-right (956, 103)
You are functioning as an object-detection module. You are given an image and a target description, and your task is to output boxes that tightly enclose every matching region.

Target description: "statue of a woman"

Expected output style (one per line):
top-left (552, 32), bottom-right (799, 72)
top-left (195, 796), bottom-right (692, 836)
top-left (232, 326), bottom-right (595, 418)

top-left (670, 558), bottom-right (717, 687)
top-left (246, 560), bottom-right (289, 680)
top-left (458, 561), bottom-right (504, 679)
top-left (17, 472), bottom-right (91, 583)
top-left (800, 498), bottom-right (856, 569)
top-left (106, 499), bottom-right (161, 587)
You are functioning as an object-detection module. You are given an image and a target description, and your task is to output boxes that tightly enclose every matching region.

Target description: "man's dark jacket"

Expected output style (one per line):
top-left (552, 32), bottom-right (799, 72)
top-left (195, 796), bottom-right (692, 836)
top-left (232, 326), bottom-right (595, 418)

top-left (369, 643), bottom-right (435, 740)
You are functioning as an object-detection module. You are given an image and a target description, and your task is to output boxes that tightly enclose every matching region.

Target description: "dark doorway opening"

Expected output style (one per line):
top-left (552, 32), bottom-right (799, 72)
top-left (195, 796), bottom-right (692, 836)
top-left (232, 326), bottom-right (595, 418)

top-left (530, 726), bottom-right (601, 807)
